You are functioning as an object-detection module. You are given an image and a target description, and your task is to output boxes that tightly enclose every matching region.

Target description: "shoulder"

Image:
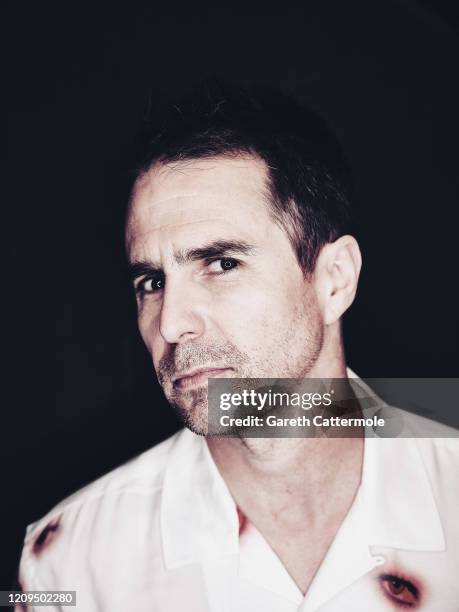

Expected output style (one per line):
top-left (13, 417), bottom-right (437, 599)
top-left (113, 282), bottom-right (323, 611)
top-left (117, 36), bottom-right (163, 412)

top-left (407, 416), bottom-right (459, 548)
top-left (406, 413), bottom-right (459, 489)
top-left (398, 407), bottom-right (459, 439)
top-left (19, 430), bottom-right (183, 584)
top-left (378, 405), bottom-right (459, 475)
top-left (379, 408), bottom-right (459, 532)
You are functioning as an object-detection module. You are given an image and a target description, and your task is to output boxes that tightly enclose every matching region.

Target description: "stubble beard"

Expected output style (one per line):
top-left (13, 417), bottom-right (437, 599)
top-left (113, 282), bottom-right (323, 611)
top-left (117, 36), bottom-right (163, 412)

top-left (158, 342), bottom-right (253, 436)
top-left (169, 387), bottom-right (209, 436)
top-left (157, 299), bottom-right (325, 436)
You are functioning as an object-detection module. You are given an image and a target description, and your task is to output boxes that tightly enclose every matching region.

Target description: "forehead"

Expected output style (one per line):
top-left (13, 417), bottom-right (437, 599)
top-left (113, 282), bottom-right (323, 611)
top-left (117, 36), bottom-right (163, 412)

top-left (126, 156), bottom-right (276, 255)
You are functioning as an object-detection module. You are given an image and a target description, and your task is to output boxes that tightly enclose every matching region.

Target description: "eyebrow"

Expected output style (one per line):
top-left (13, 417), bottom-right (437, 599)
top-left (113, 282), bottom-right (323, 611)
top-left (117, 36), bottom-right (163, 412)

top-left (128, 239), bottom-right (257, 282)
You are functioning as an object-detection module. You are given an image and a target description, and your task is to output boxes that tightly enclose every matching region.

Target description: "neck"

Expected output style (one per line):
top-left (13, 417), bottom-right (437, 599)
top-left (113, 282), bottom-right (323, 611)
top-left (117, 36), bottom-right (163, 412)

top-left (208, 435), bottom-right (363, 523)
top-left (207, 343), bottom-right (363, 526)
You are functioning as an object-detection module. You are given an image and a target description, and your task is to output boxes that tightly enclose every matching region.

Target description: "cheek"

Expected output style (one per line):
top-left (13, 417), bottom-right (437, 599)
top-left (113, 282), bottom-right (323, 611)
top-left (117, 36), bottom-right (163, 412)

top-left (216, 283), bottom-right (308, 347)
top-left (214, 285), bottom-right (271, 324)
top-left (249, 286), bottom-right (323, 358)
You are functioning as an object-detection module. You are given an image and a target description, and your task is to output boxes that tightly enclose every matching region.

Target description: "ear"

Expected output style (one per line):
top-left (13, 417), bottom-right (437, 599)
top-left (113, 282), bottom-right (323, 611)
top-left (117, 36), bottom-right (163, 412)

top-left (313, 235), bottom-right (362, 325)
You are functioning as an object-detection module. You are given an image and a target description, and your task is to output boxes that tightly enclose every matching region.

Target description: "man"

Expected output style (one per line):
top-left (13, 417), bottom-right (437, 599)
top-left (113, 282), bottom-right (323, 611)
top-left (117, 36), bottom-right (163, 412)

top-left (17, 83), bottom-right (459, 611)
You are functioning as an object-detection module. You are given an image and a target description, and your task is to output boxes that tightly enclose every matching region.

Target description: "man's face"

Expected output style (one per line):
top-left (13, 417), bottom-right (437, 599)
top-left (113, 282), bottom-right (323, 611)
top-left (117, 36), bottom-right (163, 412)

top-left (126, 156), bottom-right (324, 434)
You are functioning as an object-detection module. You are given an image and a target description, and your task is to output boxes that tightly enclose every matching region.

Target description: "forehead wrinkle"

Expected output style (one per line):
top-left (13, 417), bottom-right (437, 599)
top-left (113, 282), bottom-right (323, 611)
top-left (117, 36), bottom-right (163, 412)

top-left (128, 218), bottom-right (256, 244)
top-left (133, 193), bottom-right (231, 209)
top-left (126, 209), bottom-right (270, 257)
top-left (131, 161), bottom-right (271, 214)
top-left (130, 193), bottom-right (267, 215)
top-left (127, 200), bottom-right (268, 247)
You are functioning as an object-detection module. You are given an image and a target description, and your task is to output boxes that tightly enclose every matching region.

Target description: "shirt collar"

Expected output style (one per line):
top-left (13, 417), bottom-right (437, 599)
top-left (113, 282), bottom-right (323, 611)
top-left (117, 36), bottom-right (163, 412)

top-left (161, 372), bottom-right (445, 570)
top-left (161, 428), bottom-right (238, 569)
top-left (348, 372), bottom-right (446, 552)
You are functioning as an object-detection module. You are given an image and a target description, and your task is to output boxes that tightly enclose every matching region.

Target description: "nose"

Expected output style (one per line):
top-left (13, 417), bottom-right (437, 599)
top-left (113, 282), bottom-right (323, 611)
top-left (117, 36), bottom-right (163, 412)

top-left (158, 276), bottom-right (206, 344)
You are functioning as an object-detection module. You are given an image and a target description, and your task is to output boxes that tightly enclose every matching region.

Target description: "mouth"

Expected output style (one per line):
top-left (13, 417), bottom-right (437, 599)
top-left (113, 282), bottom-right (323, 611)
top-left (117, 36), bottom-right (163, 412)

top-left (172, 367), bottom-right (233, 390)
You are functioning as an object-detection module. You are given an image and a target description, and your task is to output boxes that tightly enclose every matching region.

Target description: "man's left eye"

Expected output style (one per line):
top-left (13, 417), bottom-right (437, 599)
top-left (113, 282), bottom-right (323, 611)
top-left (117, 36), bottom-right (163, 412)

top-left (379, 575), bottom-right (419, 607)
top-left (207, 258), bottom-right (239, 273)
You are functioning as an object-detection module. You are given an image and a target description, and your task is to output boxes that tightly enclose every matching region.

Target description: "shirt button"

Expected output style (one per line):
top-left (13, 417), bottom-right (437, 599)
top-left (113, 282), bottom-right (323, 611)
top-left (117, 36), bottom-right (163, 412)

top-left (373, 555), bottom-right (385, 566)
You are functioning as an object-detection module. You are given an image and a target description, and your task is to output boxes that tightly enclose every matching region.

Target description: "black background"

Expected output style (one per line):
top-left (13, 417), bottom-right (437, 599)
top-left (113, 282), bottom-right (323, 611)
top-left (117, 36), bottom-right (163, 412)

top-left (5, 0), bottom-right (459, 587)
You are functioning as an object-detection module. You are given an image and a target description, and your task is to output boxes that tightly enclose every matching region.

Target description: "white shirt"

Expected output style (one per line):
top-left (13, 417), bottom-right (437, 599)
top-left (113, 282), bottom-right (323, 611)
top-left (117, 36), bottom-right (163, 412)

top-left (18, 375), bottom-right (459, 611)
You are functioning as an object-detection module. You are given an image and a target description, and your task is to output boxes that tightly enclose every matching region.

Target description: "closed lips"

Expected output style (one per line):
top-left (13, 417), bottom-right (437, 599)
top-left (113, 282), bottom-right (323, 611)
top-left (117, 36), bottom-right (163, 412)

top-left (173, 368), bottom-right (231, 389)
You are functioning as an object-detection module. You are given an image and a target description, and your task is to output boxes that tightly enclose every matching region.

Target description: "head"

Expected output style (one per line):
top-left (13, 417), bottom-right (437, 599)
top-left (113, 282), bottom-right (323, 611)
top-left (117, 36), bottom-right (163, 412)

top-left (126, 81), bottom-right (362, 434)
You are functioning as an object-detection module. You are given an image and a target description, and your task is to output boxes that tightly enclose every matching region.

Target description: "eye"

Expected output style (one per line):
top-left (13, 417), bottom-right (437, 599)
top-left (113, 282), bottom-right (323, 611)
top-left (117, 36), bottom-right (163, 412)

top-left (136, 275), bottom-right (165, 295)
top-left (379, 574), bottom-right (419, 608)
top-left (207, 257), bottom-right (240, 273)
